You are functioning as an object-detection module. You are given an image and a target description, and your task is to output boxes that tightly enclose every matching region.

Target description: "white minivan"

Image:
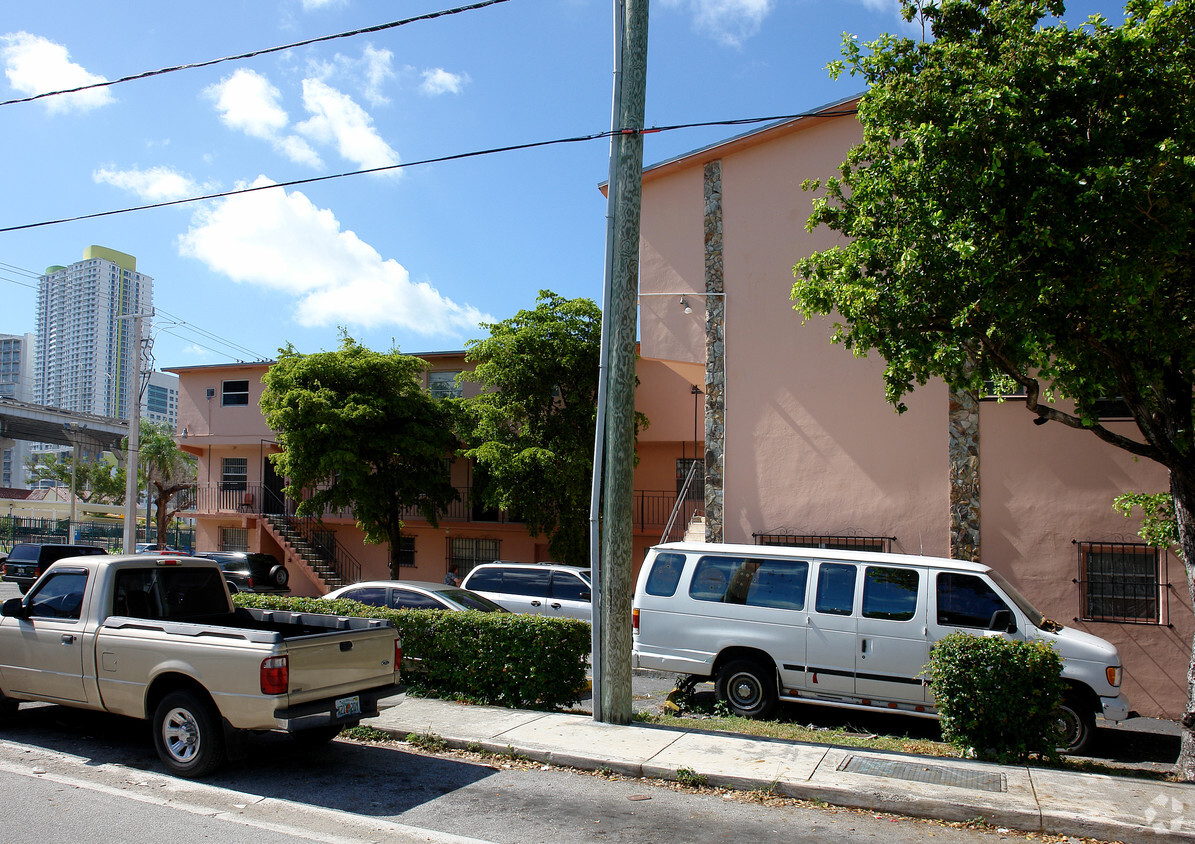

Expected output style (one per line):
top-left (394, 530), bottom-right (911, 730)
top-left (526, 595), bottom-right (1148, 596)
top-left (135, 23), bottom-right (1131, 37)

top-left (632, 542), bottom-right (1129, 753)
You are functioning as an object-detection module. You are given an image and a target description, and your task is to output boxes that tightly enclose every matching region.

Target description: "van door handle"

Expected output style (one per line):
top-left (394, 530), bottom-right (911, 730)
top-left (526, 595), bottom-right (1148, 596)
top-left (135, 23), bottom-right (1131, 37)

top-left (530, 600), bottom-right (541, 607)
top-left (860, 638), bottom-right (868, 655)
top-left (61, 634), bottom-right (76, 645)
top-left (550, 602), bottom-right (561, 609)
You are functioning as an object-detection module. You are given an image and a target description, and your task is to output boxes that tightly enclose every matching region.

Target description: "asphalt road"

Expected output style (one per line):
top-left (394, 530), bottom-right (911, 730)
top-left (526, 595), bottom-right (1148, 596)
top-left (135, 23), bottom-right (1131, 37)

top-left (0, 704), bottom-right (1040, 844)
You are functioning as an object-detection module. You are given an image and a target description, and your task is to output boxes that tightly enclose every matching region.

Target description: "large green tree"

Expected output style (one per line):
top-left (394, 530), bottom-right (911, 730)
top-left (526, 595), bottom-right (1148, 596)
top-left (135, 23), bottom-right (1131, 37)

top-left (260, 335), bottom-right (459, 578)
top-left (456, 292), bottom-right (603, 565)
top-left (792, 0), bottom-right (1195, 775)
top-left (26, 453), bottom-right (125, 505)
top-left (138, 421), bottom-right (197, 550)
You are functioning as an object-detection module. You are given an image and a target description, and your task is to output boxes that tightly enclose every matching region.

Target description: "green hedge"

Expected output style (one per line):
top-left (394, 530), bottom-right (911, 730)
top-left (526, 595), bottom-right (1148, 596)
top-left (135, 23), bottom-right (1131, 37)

top-left (925, 631), bottom-right (1065, 762)
top-left (233, 593), bottom-right (590, 710)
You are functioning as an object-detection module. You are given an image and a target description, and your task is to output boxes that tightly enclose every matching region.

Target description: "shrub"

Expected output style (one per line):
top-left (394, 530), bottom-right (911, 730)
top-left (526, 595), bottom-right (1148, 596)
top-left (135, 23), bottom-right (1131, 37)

top-left (925, 631), bottom-right (1065, 762)
top-left (234, 593), bottom-right (590, 710)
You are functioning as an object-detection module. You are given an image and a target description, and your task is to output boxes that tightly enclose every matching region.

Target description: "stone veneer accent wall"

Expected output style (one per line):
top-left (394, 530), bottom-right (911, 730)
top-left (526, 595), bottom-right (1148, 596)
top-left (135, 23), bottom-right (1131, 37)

top-left (949, 387), bottom-right (981, 561)
top-left (703, 160), bottom-right (725, 543)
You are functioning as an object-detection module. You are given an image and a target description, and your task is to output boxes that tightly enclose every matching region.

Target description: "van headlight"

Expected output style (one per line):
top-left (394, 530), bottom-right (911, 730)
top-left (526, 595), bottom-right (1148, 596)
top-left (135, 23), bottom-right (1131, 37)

top-left (1106, 665), bottom-right (1122, 688)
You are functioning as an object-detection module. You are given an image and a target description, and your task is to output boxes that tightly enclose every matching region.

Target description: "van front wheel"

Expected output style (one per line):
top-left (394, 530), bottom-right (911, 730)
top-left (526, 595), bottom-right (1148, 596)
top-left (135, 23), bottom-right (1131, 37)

top-left (716, 660), bottom-right (778, 719)
top-left (1056, 696), bottom-right (1096, 755)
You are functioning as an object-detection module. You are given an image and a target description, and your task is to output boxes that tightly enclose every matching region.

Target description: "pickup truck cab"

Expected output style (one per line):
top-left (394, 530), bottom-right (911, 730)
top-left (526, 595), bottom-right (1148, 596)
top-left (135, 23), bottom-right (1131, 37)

top-left (0, 555), bottom-right (401, 777)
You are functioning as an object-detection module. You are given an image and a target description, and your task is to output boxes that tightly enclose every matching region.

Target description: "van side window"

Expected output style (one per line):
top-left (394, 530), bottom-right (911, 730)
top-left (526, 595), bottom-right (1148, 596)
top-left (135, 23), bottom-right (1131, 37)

top-left (689, 556), bottom-right (736, 601)
top-left (645, 553), bottom-right (685, 597)
top-left (745, 559), bottom-right (808, 610)
top-left (815, 563), bottom-right (857, 615)
top-left (936, 573), bottom-right (1010, 628)
top-left (503, 569), bottom-right (551, 599)
top-left (862, 567), bottom-right (919, 621)
top-left (551, 572), bottom-right (590, 601)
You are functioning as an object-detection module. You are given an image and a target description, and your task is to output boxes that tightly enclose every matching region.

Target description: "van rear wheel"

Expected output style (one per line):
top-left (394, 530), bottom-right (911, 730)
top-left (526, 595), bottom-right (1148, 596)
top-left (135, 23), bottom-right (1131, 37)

top-left (716, 659), bottom-right (778, 719)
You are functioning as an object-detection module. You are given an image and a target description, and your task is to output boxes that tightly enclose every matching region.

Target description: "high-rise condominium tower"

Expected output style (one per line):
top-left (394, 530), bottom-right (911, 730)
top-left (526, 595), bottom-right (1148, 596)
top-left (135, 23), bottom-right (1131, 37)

top-left (35, 245), bottom-right (153, 419)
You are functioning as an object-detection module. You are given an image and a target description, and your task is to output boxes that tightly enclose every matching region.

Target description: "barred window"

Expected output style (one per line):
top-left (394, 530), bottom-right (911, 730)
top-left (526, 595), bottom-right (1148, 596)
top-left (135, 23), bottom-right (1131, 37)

top-left (755, 533), bottom-right (893, 553)
top-left (449, 537), bottom-right (499, 579)
top-left (429, 371), bottom-right (462, 399)
top-left (397, 535), bottom-right (415, 568)
top-left (220, 527), bottom-right (248, 552)
top-left (1077, 541), bottom-right (1163, 624)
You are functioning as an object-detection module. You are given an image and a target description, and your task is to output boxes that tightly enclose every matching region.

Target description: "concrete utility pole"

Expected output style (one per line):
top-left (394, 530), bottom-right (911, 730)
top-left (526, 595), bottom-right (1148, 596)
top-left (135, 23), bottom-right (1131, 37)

top-left (120, 312), bottom-right (150, 553)
top-left (594, 0), bottom-right (649, 726)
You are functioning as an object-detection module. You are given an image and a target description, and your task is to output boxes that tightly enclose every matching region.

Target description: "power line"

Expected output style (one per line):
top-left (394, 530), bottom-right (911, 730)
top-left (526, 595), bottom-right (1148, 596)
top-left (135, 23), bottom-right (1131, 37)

top-left (0, 0), bottom-right (513, 109)
top-left (0, 110), bottom-right (858, 234)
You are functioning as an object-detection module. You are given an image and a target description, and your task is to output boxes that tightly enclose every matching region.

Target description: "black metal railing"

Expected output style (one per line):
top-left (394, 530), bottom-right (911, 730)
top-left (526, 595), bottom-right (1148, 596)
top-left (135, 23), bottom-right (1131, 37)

top-left (274, 513), bottom-right (362, 585)
top-left (753, 533), bottom-right (896, 553)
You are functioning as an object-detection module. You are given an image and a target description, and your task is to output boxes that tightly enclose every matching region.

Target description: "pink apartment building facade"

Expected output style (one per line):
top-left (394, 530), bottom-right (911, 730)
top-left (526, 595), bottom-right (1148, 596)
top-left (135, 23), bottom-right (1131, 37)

top-left (168, 352), bottom-right (702, 600)
top-left (635, 96), bottom-right (1188, 718)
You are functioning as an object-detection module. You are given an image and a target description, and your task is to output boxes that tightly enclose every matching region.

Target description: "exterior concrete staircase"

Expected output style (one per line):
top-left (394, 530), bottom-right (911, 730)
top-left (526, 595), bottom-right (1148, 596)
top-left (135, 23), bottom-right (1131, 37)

top-left (261, 515), bottom-right (348, 589)
top-left (684, 515), bottom-right (706, 543)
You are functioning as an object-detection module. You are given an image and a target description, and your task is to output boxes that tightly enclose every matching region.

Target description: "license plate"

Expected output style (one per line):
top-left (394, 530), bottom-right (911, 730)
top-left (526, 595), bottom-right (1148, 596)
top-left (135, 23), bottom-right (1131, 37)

top-left (335, 695), bottom-right (361, 719)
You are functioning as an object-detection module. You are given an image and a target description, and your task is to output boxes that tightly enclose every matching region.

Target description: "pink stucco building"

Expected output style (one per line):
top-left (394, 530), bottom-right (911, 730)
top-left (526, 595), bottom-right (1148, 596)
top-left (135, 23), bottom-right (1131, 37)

top-left (635, 96), bottom-right (1188, 718)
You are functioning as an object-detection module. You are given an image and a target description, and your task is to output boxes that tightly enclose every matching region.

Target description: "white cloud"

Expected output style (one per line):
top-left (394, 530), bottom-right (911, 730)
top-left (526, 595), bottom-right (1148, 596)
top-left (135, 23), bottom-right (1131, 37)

top-left (178, 177), bottom-right (488, 337)
top-left (93, 165), bottom-right (213, 202)
top-left (296, 79), bottom-right (400, 174)
top-left (662, 0), bottom-right (775, 47)
top-left (420, 68), bottom-right (469, 97)
top-left (0, 32), bottom-right (113, 113)
top-left (308, 44), bottom-right (396, 107)
top-left (204, 69), bottom-right (323, 168)
top-left (301, 0), bottom-right (346, 8)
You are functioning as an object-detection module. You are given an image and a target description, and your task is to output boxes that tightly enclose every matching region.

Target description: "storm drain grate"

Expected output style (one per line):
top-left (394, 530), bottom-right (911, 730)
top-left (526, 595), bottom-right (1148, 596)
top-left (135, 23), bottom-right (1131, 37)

top-left (837, 756), bottom-right (1006, 793)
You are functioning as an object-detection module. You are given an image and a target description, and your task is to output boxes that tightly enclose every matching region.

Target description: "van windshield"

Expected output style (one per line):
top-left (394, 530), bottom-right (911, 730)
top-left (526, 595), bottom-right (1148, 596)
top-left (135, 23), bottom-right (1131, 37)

top-left (988, 571), bottom-right (1049, 630)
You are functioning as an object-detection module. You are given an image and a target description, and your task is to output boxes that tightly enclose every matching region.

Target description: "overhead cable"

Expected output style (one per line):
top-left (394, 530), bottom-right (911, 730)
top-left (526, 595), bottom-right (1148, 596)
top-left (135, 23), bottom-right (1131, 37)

top-left (0, 0), bottom-right (513, 108)
top-left (0, 109), bottom-right (858, 234)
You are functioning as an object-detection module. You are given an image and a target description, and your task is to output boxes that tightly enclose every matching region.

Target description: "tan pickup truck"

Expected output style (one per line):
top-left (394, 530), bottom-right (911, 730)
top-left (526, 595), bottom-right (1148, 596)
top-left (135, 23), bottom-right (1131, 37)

top-left (0, 554), bottom-right (400, 777)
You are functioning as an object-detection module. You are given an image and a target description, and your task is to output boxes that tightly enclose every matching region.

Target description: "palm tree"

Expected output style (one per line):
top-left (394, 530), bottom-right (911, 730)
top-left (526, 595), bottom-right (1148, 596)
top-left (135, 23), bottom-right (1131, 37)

top-left (138, 421), bottom-right (197, 550)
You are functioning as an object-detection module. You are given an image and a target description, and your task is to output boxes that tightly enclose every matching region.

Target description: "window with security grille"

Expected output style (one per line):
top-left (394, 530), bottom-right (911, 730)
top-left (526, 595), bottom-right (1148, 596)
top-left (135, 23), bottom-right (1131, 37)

top-left (429, 370), bottom-right (462, 399)
top-left (220, 527), bottom-right (248, 552)
top-left (448, 537), bottom-right (499, 579)
top-left (1077, 541), bottom-right (1163, 624)
top-left (755, 533), bottom-right (892, 553)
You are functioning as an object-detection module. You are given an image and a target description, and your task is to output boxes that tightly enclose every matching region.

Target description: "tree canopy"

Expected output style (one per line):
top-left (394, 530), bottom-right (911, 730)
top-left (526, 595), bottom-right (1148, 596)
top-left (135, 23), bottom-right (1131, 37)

top-left (26, 452), bottom-right (125, 505)
top-left (260, 335), bottom-right (458, 578)
top-left (792, 0), bottom-right (1195, 775)
top-left (456, 291), bottom-right (602, 565)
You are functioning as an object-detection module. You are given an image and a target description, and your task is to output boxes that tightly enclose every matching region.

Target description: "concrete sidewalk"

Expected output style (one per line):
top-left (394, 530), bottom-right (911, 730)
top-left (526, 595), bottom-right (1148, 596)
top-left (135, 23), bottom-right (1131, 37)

top-left (365, 696), bottom-right (1195, 844)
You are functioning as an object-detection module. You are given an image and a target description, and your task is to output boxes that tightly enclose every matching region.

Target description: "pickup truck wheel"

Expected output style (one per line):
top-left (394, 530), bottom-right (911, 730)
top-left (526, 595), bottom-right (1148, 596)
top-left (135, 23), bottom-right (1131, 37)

top-left (153, 691), bottom-right (226, 778)
top-left (1056, 696), bottom-right (1097, 755)
top-left (269, 565), bottom-right (289, 587)
top-left (715, 659), bottom-right (779, 719)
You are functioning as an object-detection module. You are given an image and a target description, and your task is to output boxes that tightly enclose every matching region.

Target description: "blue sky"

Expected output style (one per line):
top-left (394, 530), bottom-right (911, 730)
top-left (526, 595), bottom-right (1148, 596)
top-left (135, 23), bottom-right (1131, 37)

top-left (0, 0), bottom-right (1129, 369)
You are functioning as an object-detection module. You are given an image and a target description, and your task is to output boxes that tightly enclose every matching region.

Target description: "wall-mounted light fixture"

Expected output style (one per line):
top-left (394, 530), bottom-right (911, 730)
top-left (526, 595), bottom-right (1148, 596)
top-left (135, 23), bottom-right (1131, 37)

top-left (680, 297), bottom-right (693, 314)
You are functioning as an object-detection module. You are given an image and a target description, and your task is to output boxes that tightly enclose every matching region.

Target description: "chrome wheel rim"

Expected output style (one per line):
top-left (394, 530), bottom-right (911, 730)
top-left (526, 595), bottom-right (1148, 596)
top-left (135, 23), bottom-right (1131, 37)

top-left (162, 706), bottom-right (201, 763)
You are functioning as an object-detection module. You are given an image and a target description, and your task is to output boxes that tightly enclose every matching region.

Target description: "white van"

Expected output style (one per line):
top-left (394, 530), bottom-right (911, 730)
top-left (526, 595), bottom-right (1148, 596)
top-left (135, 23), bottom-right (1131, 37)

top-left (632, 542), bottom-right (1129, 753)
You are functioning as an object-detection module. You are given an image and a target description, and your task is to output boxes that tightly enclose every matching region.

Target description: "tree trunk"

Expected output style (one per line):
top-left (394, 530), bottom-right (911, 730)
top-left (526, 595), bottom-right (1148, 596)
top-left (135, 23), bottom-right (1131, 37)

top-left (1171, 469), bottom-right (1195, 781)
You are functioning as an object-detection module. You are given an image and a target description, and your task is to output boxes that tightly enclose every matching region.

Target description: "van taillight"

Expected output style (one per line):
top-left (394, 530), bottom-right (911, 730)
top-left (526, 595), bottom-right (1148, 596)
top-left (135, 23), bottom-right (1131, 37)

top-left (632, 607), bottom-right (639, 632)
top-left (395, 639), bottom-right (402, 673)
top-left (260, 655), bottom-right (289, 695)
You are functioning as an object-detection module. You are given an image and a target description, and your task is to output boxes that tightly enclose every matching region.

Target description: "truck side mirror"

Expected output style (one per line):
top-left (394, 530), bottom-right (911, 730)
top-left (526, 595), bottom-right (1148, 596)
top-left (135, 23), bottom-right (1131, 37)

top-left (989, 609), bottom-right (1016, 633)
top-left (1, 597), bottom-right (29, 619)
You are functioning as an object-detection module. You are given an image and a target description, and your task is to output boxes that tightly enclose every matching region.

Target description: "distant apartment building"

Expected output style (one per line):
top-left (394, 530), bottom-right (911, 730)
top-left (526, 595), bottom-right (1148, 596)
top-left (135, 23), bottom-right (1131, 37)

top-left (143, 370), bottom-right (179, 428)
top-left (35, 245), bottom-right (153, 419)
top-left (0, 332), bottom-right (36, 487)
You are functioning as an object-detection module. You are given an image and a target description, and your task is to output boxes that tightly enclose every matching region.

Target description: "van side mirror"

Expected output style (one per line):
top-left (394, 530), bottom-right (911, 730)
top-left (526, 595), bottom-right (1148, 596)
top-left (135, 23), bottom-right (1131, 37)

top-left (1, 597), bottom-right (29, 619)
top-left (989, 609), bottom-right (1016, 633)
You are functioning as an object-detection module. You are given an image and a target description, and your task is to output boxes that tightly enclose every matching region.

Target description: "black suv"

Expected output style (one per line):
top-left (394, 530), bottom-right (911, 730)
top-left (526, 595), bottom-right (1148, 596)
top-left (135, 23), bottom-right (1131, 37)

top-left (2, 543), bottom-right (108, 593)
top-left (193, 551), bottom-right (290, 592)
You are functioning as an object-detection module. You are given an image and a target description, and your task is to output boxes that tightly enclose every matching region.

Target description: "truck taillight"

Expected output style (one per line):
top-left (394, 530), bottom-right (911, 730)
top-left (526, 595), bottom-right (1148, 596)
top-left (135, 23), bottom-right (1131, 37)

top-left (632, 607), bottom-right (639, 633)
top-left (395, 639), bottom-right (402, 673)
top-left (261, 655), bottom-right (289, 695)
top-left (1107, 665), bottom-right (1122, 687)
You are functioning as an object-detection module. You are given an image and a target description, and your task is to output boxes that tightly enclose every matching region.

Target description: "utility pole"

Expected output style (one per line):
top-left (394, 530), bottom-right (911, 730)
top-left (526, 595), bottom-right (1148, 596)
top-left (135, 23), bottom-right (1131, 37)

top-left (120, 311), bottom-right (150, 553)
top-left (593, 0), bottom-right (649, 726)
